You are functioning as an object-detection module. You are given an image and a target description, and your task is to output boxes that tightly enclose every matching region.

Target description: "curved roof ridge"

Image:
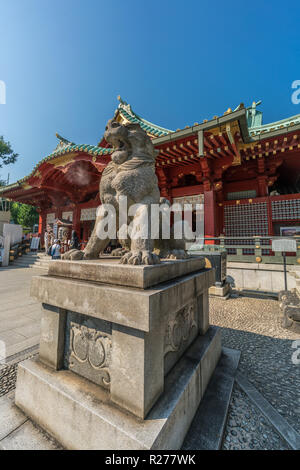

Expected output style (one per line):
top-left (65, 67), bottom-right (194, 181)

top-left (117, 95), bottom-right (173, 136)
top-left (249, 111), bottom-right (300, 136)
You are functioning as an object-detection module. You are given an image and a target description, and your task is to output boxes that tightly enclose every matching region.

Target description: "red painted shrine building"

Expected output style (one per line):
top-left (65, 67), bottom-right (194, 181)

top-left (1, 97), bottom-right (300, 246)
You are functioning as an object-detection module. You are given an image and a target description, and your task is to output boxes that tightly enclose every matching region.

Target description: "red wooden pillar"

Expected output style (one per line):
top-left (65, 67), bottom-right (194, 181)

top-left (38, 213), bottom-right (43, 234)
top-left (56, 208), bottom-right (62, 220)
top-left (204, 190), bottom-right (217, 244)
top-left (38, 210), bottom-right (47, 246)
top-left (157, 168), bottom-right (170, 202)
top-left (82, 222), bottom-right (89, 244)
top-left (257, 176), bottom-right (268, 197)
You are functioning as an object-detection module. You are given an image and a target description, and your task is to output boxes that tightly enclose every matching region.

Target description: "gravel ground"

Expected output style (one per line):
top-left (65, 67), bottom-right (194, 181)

top-left (210, 293), bottom-right (300, 449)
top-left (0, 362), bottom-right (20, 398)
top-left (0, 348), bottom-right (38, 397)
top-left (222, 384), bottom-right (290, 450)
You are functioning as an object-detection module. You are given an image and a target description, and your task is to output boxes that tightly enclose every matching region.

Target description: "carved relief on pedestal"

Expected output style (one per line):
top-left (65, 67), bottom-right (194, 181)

top-left (164, 302), bottom-right (197, 356)
top-left (64, 312), bottom-right (112, 389)
top-left (69, 324), bottom-right (111, 387)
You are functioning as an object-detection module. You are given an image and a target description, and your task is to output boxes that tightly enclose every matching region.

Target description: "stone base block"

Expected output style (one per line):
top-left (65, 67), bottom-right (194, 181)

top-left (31, 260), bottom-right (214, 420)
top-left (15, 326), bottom-right (221, 450)
top-left (209, 282), bottom-right (230, 298)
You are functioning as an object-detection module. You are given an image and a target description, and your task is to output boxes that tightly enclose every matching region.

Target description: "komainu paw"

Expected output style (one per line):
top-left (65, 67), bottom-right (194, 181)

top-left (142, 251), bottom-right (160, 265)
top-left (61, 249), bottom-right (85, 261)
top-left (166, 249), bottom-right (187, 260)
top-left (120, 251), bottom-right (142, 265)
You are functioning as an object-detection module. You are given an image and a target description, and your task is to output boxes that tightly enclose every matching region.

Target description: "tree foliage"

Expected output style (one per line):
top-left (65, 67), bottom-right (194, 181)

top-left (0, 136), bottom-right (18, 183)
top-left (11, 202), bottom-right (39, 229)
top-left (0, 136), bottom-right (18, 168)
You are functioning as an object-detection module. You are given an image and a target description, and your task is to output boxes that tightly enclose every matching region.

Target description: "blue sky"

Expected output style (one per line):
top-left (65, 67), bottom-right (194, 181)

top-left (1, 0), bottom-right (300, 183)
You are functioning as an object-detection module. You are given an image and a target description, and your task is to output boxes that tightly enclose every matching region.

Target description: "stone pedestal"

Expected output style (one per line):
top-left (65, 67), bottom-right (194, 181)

top-left (209, 283), bottom-right (230, 298)
top-left (15, 257), bottom-right (221, 449)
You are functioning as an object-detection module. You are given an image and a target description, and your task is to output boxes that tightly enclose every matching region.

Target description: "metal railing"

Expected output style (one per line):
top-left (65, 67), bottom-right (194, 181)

top-left (187, 236), bottom-right (300, 265)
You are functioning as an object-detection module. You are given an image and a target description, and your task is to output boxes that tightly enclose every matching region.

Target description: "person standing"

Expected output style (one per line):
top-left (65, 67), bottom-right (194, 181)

top-left (48, 230), bottom-right (54, 249)
top-left (51, 239), bottom-right (61, 260)
top-left (69, 230), bottom-right (80, 250)
top-left (44, 230), bottom-right (49, 255)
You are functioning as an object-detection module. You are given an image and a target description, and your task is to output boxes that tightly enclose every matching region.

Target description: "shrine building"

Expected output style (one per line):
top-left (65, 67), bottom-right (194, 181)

top-left (1, 96), bottom-right (300, 248)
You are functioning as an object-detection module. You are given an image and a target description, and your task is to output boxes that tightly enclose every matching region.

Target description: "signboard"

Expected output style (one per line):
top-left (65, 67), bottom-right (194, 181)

top-left (280, 226), bottom-right (300, 237)
top-left (272, 239), bottom-right (297, 253)
top-left (53, 224), bottom-right (58, 238)
top-left (80, 207), bottom-right (97, 221)
top-left (30, 237), bottom-right (40, 250)
top-left (272, 238), bottom-right (297, 291)
top-left (0, 211), bottom-right (10, 223)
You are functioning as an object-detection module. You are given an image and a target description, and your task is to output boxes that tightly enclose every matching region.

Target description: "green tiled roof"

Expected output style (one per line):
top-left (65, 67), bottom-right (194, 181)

top-left (117, 96), bottom-right (173, 137)
top-left (46, 137), bottom-right (112, 159)
top-left (249, 112), bottom-right (300, 136)
top-left (0, 135), bottom-right (112, 193)
top-left (246, 100), bottom-right (300, 136)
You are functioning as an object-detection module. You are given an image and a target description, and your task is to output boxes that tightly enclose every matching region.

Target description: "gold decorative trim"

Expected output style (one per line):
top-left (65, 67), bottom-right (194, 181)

top-left (50, 153), bottom-right (77, 167)
top-left (21, 183), bottom-right (32, 190)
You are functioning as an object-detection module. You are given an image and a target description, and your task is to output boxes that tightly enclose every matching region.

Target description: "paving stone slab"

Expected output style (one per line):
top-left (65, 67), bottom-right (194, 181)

top-left (0, 392), bottom-right (27, 441)
top-left (182, 347), bottom-right (240, 450)
top-left (0, 418), bottom-right (63, 450)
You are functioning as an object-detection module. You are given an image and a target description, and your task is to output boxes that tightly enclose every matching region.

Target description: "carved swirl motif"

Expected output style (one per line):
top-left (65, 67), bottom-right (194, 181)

top-left (164, 303), bottom-right (197, 355)
top-left (70, 324), bottom-right (112, 386)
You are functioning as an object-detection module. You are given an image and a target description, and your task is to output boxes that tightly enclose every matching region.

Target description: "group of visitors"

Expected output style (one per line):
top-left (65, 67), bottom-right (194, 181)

top-left (44, 229), bottom-right (80, 259)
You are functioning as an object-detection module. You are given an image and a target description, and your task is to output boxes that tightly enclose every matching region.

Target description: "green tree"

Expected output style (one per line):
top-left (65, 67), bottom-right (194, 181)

top-left (11, 202), bottom-right (39, 229)
top-left (0, 136), bottom-right (18, 183)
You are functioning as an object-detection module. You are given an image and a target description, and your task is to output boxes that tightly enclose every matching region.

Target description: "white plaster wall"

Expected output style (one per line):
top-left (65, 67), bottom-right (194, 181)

top-left (227, 262), bottom-right (297, 292)
top-left (3, 223), bottom-right (22, 246)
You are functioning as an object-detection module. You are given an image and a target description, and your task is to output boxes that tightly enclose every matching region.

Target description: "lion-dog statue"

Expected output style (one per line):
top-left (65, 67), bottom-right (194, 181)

top-left (63, 118), bottom-right (187, 265)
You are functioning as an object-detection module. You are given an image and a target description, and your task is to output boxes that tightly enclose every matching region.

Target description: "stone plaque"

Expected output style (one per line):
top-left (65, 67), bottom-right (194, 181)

top-left (64, 311), bottom-right (112, 389)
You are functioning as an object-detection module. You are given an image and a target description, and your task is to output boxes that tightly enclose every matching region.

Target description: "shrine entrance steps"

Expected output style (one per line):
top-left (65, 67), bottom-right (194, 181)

top-left (10, 252), bottom-right (52, 270)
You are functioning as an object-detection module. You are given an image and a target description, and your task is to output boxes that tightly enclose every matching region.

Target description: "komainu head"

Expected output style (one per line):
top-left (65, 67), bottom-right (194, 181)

top-left (104, 119), bottom-right (156, 165)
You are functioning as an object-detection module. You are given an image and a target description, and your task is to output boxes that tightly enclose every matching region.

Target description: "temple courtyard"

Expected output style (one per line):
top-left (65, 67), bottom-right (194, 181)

top-left (0, 265), bottom-right (299, 450)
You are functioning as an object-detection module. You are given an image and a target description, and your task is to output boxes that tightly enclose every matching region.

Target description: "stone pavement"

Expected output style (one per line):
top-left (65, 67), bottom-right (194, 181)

top-left (0, 265), bottom-right (47, 362)
top-left (210, 294), bottom-right (300, 450)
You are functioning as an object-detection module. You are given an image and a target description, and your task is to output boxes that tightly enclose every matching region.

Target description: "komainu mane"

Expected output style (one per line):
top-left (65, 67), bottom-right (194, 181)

top-left (63, 118), bottom-right (186, 264)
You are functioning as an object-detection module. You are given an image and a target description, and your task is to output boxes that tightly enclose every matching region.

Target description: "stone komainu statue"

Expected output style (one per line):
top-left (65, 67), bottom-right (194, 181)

top-left (63, 119), bottom-right (186, 265)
